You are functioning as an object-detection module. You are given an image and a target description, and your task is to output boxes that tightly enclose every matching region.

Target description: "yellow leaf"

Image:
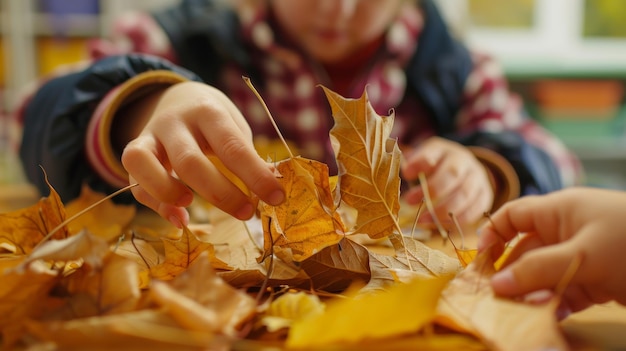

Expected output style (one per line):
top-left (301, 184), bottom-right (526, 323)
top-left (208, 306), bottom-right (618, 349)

top-left (286, 275), bottom-right (449, 348)
top-left (455, 247), bottom-right (511, 270)
top-left (260, 291), bottom-right (325, 332)
top-left (324, 86), bottom-right (402, 239)
top-left (259, 157), bottom-right (345, 262)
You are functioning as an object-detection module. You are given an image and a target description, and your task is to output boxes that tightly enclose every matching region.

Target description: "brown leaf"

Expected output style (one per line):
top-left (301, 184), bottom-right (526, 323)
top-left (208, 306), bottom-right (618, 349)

top-left (0, 181), bottom-right (68, 254)
top-left (300, 237), bottom-right (371, 292)
top-left (324, 86), bottom-right (402, 239)
top-left (259, 157), bottom-right (345, 262)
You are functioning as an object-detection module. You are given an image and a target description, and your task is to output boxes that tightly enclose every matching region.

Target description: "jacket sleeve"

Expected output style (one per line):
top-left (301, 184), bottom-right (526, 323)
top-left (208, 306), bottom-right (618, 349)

top-left (19, 54), bottom-right (202, 203)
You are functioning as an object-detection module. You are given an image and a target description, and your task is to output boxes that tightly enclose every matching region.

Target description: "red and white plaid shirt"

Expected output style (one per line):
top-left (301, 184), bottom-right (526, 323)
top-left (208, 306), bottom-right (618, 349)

top-left (29, 0), bottom-right (583, 190)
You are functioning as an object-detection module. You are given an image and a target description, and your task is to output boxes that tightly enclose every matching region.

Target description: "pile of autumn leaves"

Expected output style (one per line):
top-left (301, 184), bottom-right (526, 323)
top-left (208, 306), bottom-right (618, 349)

top-left (0, 87), bottom-right (568, 350)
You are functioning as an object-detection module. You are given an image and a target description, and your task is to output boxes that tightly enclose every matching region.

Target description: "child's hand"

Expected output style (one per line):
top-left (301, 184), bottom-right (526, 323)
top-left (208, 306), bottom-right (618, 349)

top-left (478, 187), bottom-right (626, 315)
top-left (401, 136), bottom-right (494, 226)
top-left (121, 81), bottom-right (285, 226)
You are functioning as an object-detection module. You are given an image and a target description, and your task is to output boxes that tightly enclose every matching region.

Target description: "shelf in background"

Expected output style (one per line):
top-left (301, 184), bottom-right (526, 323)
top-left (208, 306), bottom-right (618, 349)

top-left (31, 13), bottom-right (101, 37)
top-left (562, 138), bottom-right (626, 161)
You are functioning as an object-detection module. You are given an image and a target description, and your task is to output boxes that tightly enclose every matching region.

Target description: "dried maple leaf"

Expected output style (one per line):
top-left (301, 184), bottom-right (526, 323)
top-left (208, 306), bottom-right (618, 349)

top-left (323, 86), bottom-right (402, 239)
top-left (0, 180), bottom-right (68, 254)
top-left (436, 250), bottom-right (568, 351)
top-left (65, 184), bottom-right (135, 241)
top-left (259, 157), bottom-right (345, 262)
top-left (299, 237), bottom-right (371, 292)
top-left (149, 225), bottom-right (228, 281)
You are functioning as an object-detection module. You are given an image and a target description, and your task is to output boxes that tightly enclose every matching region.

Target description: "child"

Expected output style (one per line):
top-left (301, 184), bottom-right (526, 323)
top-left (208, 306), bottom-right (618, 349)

top-left (17, 0), bottom-right (581, 227)
top-left (478, 187), bottom-right (626, 317)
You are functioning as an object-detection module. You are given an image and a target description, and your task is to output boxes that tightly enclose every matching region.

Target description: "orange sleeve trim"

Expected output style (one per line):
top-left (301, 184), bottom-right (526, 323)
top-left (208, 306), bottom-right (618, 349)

top-left (467, 146), bottom-right (521, 212)
top-left (86, 70), bottom-right (189, 187)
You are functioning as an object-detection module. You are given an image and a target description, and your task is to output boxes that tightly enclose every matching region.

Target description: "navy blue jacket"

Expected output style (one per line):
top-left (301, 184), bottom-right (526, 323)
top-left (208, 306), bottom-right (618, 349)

top-left (19, 0), bottom-right (562, 204)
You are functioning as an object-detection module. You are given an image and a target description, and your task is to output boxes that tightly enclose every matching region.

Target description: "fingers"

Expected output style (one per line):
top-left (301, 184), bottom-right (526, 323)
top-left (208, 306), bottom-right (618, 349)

top-left (123, 82), bottom-right (285, 222)
top-left (196, 108), bottom-right (285, 208)
top-left (401, 138), bottom-right (493, 226)
top-left (127, 175), bottom-right (190, 228)
top-left (123, 137), bottom-right (194, 207)
top-left (401, 141), bottom-right (444, 182)
top-left (490, 242), bottom-right (579, 297)
top-left (478, 195), bottom-right (549, 255)
top-left (157, 119), bottom-right (266, 220)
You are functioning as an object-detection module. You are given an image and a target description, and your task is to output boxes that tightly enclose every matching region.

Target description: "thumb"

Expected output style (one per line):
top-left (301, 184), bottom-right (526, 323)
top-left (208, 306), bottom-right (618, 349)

top-left (490, 243), bottom-right (578, 297)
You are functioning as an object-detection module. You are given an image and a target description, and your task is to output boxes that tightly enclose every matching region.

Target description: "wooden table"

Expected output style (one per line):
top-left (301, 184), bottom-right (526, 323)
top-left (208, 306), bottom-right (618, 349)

top-left (2, 183), bottom-right (626, 350)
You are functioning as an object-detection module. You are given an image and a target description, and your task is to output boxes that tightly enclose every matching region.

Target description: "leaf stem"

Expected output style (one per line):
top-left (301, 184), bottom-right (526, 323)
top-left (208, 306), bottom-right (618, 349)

top-left (242, 76), bottom-right (294, 159)
top-left (418, 173), bottom-right (448, 240)
top-left (448, 212), bottom-right (465, 249)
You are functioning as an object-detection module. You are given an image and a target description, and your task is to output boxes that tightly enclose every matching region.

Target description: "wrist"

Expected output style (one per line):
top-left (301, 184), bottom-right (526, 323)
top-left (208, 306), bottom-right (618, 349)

top-left (86, 70), bottom-right (189, 187)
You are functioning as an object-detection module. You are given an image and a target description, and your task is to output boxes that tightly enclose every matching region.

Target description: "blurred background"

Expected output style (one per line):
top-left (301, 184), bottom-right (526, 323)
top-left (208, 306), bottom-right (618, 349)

top-left (1, 0), bottom-right (626, 190)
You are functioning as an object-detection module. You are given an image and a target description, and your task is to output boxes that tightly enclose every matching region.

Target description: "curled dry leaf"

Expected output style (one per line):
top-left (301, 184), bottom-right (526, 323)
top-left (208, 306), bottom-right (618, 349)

top-left (259, 157), bottom-right (345, 262)
top-left (436, 249), bottom-right (568, 351)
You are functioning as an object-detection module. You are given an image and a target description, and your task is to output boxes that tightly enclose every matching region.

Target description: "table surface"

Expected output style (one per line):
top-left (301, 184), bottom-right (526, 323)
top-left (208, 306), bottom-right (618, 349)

top-left (2, 183), bottom-right (626, 350)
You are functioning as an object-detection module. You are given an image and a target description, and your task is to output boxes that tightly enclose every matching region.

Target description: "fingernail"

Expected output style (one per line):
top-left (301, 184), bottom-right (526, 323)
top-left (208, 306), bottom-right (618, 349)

top-left (235, 203), bottom-right (255, 220)
top-left (491, 269), bottom-right (517, 292)
top-left (556, 304), bottom-right (572, 321)
top-left (267, 190), bottom-right (285, 206)
top-left (169, 215), bottom-right (183, 228)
